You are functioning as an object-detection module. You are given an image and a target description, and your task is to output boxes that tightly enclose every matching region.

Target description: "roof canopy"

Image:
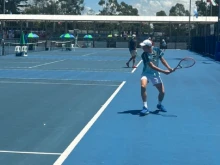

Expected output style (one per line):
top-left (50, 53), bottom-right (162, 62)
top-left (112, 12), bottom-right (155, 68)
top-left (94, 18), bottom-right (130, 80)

top-left (0, 14), bottom-right (217, 24)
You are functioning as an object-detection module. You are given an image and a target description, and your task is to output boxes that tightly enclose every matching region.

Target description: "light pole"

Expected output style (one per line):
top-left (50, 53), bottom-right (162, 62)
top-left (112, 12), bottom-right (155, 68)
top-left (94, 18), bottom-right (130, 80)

top-left (188, 0), bottom-right (191, 50)
top-left (218, 0), bottom-right (220, 41)
top-left (2, 0), bottom-right (6, 39)
top-left (3, 0), bottom-right (5, 14)
top-left (53, 0), bottom-right (56, 33)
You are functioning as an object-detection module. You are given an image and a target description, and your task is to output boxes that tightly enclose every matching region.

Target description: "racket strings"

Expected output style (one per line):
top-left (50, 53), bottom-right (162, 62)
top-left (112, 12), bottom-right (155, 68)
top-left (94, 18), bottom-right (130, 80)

top-left (179, 59), bottom-right (195, 68)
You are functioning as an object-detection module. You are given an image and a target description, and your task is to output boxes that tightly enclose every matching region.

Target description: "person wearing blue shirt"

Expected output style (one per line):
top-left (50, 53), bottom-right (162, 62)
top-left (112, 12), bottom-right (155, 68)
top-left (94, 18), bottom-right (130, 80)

top-left (139, 39), bottom-right (174, 115)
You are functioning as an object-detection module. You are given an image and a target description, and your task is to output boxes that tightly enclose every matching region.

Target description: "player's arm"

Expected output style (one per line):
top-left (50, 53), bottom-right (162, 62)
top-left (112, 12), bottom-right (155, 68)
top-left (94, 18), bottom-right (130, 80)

top-left (157, 48), bottom-right (172, 70)
top-left (160, 57), bottom-right (173, 71)
top-left (148, 62), bottom-right (170, 75)
top-left (134, 40), bottom-right (137, 50)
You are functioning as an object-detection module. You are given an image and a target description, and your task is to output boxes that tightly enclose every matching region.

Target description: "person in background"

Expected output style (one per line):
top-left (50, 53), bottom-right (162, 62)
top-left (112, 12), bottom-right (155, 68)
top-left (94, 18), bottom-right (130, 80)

top-left (161, 39), bottom-right (167, 51)
top-left (126, 34), bottom-right (137, 68)
top-left (148, 37), bottom-right (154, 46)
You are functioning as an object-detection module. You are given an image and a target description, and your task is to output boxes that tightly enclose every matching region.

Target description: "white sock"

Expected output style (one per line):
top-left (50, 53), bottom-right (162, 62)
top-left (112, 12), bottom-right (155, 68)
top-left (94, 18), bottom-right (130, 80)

top-left (144, 102), bottom-right (148, 108)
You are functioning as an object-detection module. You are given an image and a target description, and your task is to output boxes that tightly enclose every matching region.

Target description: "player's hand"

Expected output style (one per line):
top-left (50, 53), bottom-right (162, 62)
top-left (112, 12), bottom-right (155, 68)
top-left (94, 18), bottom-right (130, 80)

top-left (168, 68), bottom-right (175, 72)
top-left (163, 70), bottom-right (171, 75)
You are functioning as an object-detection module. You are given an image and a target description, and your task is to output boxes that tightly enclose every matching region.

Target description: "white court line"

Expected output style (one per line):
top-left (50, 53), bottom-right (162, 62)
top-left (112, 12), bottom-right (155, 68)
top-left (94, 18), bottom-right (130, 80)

top-left (82, 48), bottom-right (114, 56)
top-left (1, 67), bottom-right (30, 69)
top-left (0, 67), bottom-right (128, 71)
top-left (28, 60), bottom-right (66, 68)
top-left (0, 81), bottom-right (119, 86)
top-left (41, 68), bottom-right (127, 71)
top-left (0, 62), bottom-right (39, 64)
top-left (104, 48), bottom-right (114, 51)
top-left (53, 81), bottom-right (126, 165)
top-left (131, 60), bottom-right (142, 73)
top-left (82, 52), bottom-right (97, 56)
top-left (0, 68), bottom-right (130, 73)
top-left (0, 77), bottom-right (118, 82)
top-left (0, 150), bottom-right (61, 155)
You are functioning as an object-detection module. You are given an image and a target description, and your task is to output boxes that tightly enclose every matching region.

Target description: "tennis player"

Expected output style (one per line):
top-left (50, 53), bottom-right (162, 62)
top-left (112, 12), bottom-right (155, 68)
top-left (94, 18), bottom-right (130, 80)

top-left (139, 39), bottom-right (174, 115)
top-left (126, 34), bottom-right (137, 68)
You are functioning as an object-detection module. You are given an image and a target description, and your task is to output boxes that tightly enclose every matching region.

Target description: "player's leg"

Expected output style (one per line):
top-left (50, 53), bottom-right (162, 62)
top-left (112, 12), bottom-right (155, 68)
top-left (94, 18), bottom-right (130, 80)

top-left (154, 77), bottom-right (167, 112)
top-left (132, 50), bottom-right (137, 68)
top-left (126, 50), bottom-right (133, 67)
top-left (155, 83), bottom-right (165, 104)
top-left (140, 76), bottom-right (150, 115)
top-left (126, 49), bottom-right (133, 68)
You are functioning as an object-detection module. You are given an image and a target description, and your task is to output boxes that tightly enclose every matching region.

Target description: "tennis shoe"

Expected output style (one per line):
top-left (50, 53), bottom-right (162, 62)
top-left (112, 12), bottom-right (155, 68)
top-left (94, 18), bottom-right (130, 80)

top-left (157, 104), bottom-right (167, 112)
top-left (126, 62), bottom-right (129, 67)
top-left (140, 106), bottom-right (150, 115)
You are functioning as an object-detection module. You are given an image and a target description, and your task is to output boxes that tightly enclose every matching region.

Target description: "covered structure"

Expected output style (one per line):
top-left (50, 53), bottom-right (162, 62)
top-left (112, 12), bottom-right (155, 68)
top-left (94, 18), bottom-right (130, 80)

top-left (0, 14), bottom-right (218, 52)
top-left (0, 14), bottom-right (218, 23)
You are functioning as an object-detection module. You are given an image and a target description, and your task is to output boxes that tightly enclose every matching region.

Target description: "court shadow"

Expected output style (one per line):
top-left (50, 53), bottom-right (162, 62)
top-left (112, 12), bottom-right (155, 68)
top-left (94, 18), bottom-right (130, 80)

top-left (151, 110), bottom-right (178, 117)
top-left (118, 109), bottom-right (177, 118)
top-left (122, 66), bottom-right (130, 68)
top-left (118, 110), bottom-right (141, 116)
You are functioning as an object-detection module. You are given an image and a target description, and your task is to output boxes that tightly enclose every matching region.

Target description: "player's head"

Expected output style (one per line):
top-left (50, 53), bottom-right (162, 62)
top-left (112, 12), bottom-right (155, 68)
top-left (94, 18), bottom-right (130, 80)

top-left (140, 39), bottom-right (152, 47)
top-left (140, 39), bottom-right (152, 52)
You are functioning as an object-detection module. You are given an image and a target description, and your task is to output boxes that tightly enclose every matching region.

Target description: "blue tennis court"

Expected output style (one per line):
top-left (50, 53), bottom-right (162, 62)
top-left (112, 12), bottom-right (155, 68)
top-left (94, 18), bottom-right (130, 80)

top-left (0, 48), bottom-right (219, 165)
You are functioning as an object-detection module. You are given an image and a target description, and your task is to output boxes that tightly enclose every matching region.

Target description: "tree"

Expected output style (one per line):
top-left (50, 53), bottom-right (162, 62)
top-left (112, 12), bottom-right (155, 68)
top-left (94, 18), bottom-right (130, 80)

top-left (25, 0), bottom-right (84, 15)
top-left (154, 10), bottom-right (168, 35)
top-left (169, 3), bottom-right (188, 16)
top-left (117, 2), bottom-right (138, 16)
top-left (156, 10), bottom-right (167, 16)
top-left (195, 0), bottom-right (208, 16)
top-left (0, 0), bottom-right (28, 14)
top-left (98, 0), bottom-right (119, 15)
top-left (168, 3), bottom-right (190, 37)
top-left (195, 0), bottom-right (218, 16)
top-left (25, 0), bottom-right (59, 14)
top-left (59, 0), bottom-right (84, 15)
top-left (98, 0), bottom-right (139, 35)
top-left (98, 0), bottom-right (138, 16)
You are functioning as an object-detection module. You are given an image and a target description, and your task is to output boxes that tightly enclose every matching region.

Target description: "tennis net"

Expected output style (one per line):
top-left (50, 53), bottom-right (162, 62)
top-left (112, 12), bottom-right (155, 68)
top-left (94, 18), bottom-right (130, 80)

top-left (49, 41), bottom-right (73, 51)
top-left (1, 41), bottom-right (47, 56)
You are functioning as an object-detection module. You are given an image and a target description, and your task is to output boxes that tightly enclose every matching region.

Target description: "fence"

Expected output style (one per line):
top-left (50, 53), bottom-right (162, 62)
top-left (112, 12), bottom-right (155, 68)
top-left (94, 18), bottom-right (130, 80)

top-left (2, 36), bottom-right (216, 56)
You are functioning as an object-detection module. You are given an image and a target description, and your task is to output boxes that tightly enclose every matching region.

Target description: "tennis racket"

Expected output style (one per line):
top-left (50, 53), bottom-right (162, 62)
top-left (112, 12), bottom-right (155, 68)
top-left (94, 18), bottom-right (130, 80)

top-left (174, 57), bottom-right (195, 70)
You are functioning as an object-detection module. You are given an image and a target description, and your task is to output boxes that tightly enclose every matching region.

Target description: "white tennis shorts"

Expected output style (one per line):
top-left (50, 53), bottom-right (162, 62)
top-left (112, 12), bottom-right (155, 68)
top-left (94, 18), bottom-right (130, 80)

top-left (141, 75), bottom-right (163, 85)
top-left (130, 50), bottom-right (137, 57)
